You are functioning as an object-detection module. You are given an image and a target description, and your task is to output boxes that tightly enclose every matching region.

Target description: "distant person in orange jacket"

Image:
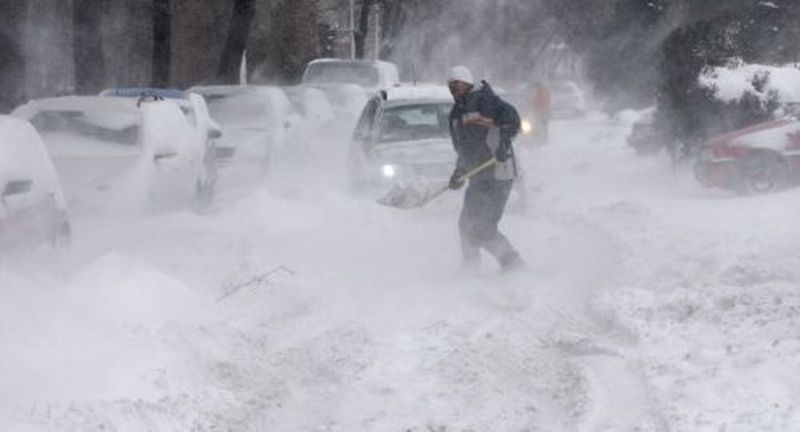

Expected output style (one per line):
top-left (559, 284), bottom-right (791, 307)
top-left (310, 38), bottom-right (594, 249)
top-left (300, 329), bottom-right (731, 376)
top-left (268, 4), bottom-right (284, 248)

top-left (532, 82), bottom-right (552, 143)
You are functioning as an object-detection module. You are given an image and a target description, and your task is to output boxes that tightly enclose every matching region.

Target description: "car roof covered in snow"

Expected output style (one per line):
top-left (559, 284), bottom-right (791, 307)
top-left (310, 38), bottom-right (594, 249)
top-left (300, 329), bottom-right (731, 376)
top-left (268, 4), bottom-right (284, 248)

top-left (385, 84), bottom-right (452, 102)
top-left (382, 98), bottom-right (453, 110)
top-left (100, 88), bottom-right (189, 100)
top-left (307, 58), bottom-right (396, 68)
top-left (188, 85), bottom-right (285, 96)
top-left (12, 96), bottom-right (145, 119)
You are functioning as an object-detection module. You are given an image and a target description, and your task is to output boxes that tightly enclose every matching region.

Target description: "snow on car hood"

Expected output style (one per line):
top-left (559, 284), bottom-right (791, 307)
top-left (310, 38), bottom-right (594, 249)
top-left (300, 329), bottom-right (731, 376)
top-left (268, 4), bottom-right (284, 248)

top-left (731, 120), bottom-right (800, 151)
top-left (366, 138), bottom-right (455, 166)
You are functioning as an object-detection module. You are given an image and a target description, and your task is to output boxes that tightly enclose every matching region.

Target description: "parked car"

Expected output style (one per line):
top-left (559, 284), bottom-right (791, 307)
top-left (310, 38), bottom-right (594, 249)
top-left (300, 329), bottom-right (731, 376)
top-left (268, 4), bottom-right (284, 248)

top-left (347, 86), bottom-right (456, 193)
top-left (694, 117), bottom-right (800, 194)
top-left (0, 115), bottom-right (70, 251)
top-left (301, 59), bottom-right (400, 94)
top-left (280, 85), bottom-right (341, 156)
top-left (188, 85), bottom-right (295, 171)
top-left (100, 87), bottom-right (220, 202)
top-left (13, 96), bottom-right (210, 213)
top-left (282, 85), bottom-right (336, 126)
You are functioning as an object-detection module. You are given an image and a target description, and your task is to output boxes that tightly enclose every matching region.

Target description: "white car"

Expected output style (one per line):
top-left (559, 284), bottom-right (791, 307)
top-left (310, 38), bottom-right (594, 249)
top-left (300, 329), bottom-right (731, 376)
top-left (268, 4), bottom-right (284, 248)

top-left (282, 85), bottom-right (336, 126)
top-left (301, 59), bottom-right (400, 94)
top-left (99, 88), bottom-right (221, 203)
top-left (301, 59), bottom-right (397, 126)
top-left (281, 85), bottom-right (340, 154)
top-left (0, 115), bottom-right (69, 251)
top-left (13, 96), bottom-right (211, 214)
top-left (189, 85), bottom-right (295, 171)
top-left (347, 86), bottom-right (457, 194)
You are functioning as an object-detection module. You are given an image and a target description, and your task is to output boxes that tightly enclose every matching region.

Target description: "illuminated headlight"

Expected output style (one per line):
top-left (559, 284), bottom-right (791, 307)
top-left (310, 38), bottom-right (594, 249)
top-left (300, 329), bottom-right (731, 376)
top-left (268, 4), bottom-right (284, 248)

top-left (521, 119), bottom-right (533, 135)
top-left (381, 164), bottom-right (397, 178)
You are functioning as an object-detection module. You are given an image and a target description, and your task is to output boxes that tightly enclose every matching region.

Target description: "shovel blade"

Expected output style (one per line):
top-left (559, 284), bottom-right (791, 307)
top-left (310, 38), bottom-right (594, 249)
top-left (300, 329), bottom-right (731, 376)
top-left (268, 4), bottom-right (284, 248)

top-left (377, 180), bottom-right (446, 209)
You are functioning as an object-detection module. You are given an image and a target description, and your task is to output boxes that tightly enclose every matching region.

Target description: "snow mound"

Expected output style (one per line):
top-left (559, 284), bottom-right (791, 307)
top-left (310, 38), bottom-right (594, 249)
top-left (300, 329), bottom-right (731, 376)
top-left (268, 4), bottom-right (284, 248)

top-left (63, 252), bottom-right (212, 326)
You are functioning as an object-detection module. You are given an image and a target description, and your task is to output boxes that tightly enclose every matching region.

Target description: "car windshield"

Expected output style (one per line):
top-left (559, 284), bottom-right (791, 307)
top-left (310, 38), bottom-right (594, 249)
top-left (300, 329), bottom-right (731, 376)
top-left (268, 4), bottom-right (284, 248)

top-left (378, 103), bottom-right (452, 144)
top-left (203, 92), bottom-right (273, 128)
top-left (29, 110), bottom-right (140, 148)
top-left (303, 62), bottom-right (380, 87)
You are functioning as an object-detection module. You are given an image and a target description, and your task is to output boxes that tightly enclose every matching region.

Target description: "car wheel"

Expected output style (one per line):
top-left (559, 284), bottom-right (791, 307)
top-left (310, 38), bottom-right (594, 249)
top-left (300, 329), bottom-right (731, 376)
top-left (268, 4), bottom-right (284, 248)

top-left (739, 151), bottom-right (790, 194)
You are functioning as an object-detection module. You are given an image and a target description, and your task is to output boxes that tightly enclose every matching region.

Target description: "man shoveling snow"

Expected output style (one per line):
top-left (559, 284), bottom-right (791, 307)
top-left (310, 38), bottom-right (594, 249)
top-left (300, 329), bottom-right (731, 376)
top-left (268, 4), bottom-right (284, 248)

top-left (446, 65), bottom-right (523, 272)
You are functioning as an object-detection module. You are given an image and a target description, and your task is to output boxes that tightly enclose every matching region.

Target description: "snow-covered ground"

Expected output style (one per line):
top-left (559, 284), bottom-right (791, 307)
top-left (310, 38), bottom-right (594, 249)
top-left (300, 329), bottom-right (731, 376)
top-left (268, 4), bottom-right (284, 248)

top-left (2, 112), bottom-right (799, 431)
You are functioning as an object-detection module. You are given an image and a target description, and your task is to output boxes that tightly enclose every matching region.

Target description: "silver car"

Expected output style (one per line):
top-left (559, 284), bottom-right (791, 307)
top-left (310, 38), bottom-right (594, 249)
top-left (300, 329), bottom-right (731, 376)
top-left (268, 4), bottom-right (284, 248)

top-left (347, 93), bottom-right (456, 194)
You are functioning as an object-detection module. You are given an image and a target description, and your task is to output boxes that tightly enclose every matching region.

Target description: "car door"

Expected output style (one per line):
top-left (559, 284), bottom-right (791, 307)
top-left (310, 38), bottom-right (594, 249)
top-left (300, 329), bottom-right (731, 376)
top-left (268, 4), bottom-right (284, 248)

top-left (188, 93), bottom-right (218, 193)
top-left (347, 97), bottom-right (381, 182)
top-left (140, 100), bottom-right (197, 209)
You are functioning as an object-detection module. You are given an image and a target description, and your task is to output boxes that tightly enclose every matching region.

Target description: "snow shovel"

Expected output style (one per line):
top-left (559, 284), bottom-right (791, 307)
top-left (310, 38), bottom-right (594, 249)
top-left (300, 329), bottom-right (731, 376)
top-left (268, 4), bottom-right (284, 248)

top-left (378, 158), bottom-right (496, 209)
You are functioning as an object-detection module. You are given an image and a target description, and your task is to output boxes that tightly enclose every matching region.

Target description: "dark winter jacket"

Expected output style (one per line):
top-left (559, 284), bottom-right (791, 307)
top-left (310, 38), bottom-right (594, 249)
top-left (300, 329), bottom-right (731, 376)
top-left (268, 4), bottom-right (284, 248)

top-left (449, 81), bottom-right (521, 182)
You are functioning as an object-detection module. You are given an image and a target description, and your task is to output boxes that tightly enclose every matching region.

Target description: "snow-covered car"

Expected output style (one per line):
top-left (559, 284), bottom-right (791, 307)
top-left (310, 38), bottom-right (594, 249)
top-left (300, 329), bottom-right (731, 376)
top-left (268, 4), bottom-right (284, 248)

top-left (0, 115), bottom-right (69, 251)
top-left (301, 59), bottom-right (400, 94)
top-left (550, 81), bottom-right (587, 119)
top-left (188, 85), bottom-right (295, 171)
top-left (13, 96), bottom-right (211, 213)
top-left (301, 59), bottom-right (398, 127)
top-left (347, 85), bottom-right (457, 193)
top-left (694, 117), bottom-right (800, 194)
top-left (100, 88), bottom-right (220, 202)
top-left (280, 85), bottom-right (341, 156)
top-left (300, 83), bottom-right (369, 130)
top-left (282, 85), bottom-right (336, 126)
top-left (627, 113), bottom-right (664, 156)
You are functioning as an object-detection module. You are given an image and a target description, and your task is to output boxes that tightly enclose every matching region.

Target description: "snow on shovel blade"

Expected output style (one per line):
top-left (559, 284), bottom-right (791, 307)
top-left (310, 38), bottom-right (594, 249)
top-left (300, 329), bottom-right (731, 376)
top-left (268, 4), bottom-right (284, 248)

top-left (377, 178), bottom-right (445, 209)
top-left (377, 159), bottom-right (497, 209)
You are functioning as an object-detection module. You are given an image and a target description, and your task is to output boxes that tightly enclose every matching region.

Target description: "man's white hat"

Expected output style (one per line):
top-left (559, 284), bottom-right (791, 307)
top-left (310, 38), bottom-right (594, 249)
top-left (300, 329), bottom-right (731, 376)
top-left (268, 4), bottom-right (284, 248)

top-left (448, 65), bottom-right (474, 85)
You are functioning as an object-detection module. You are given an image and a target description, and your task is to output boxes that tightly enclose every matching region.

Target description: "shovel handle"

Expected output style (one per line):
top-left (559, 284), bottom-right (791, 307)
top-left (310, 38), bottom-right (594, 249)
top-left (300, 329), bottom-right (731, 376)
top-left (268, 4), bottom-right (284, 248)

top-left (458, 158), bottom-right (497, 182)
top-left (420, 158), bottom-right (497, 206)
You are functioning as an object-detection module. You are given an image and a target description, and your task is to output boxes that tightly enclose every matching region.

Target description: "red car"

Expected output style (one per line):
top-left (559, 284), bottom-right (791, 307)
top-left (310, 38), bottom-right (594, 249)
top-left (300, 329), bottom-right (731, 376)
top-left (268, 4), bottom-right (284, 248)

top-left (694, 118), bottom-right (800, 194)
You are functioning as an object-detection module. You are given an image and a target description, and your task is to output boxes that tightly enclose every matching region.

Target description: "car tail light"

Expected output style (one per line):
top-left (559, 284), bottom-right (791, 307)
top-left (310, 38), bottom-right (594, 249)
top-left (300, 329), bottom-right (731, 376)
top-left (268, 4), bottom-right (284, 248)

top-left (712, 145), bottom-right (750, 159)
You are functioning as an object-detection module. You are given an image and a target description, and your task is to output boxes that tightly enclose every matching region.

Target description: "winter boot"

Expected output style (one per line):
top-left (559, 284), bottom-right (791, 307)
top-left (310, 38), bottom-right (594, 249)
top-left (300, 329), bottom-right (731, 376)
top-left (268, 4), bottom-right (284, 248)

top-left (498, 251), bottom-right (524, 273)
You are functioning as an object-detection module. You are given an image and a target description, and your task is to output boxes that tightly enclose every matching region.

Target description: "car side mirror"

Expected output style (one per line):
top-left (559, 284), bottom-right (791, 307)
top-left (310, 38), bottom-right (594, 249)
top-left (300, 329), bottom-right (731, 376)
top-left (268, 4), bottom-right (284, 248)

top-left (208, 128), bottom-right (222, 140)
top-left (2, 179), bottom-right (33, 197)
top-left (153, 142), bottom-right (177, 162)
top-left (154, 152), bottom-right (177, 162)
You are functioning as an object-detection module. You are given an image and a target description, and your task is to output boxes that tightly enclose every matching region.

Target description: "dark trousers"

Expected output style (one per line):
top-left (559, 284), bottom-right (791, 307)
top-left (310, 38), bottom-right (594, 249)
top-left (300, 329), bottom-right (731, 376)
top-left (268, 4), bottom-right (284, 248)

top-left (459, 179), bottom-right (519, 267)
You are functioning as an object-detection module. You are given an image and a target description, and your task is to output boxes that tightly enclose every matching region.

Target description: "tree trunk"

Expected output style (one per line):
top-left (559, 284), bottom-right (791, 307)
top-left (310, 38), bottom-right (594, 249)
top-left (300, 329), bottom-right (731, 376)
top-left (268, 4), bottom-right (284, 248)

top-left (217, 0), bottom-right (256, 84)
top-left (354, 0), bottom-right (374, 59)
top-left (73, 0), bottom-right (107, 94)
top-left (0, 0), bottom-right (26, 111)
top-left (152, 0), bottom-right (172, 87)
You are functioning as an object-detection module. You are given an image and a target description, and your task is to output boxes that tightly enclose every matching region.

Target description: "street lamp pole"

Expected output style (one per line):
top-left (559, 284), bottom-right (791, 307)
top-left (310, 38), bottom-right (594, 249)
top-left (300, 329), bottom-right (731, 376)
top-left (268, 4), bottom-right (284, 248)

top-left (373, 3), bottom-right (380, 60)
top-left (349, 0), bottom-right (356, 59)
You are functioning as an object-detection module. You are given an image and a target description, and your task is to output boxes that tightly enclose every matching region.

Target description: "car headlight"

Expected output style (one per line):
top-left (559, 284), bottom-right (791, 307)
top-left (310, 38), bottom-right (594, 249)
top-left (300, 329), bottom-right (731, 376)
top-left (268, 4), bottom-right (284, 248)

top-left (521, 119), bottom-right (533, 135)
top-left (381, 164), bottom-right (397, 178)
